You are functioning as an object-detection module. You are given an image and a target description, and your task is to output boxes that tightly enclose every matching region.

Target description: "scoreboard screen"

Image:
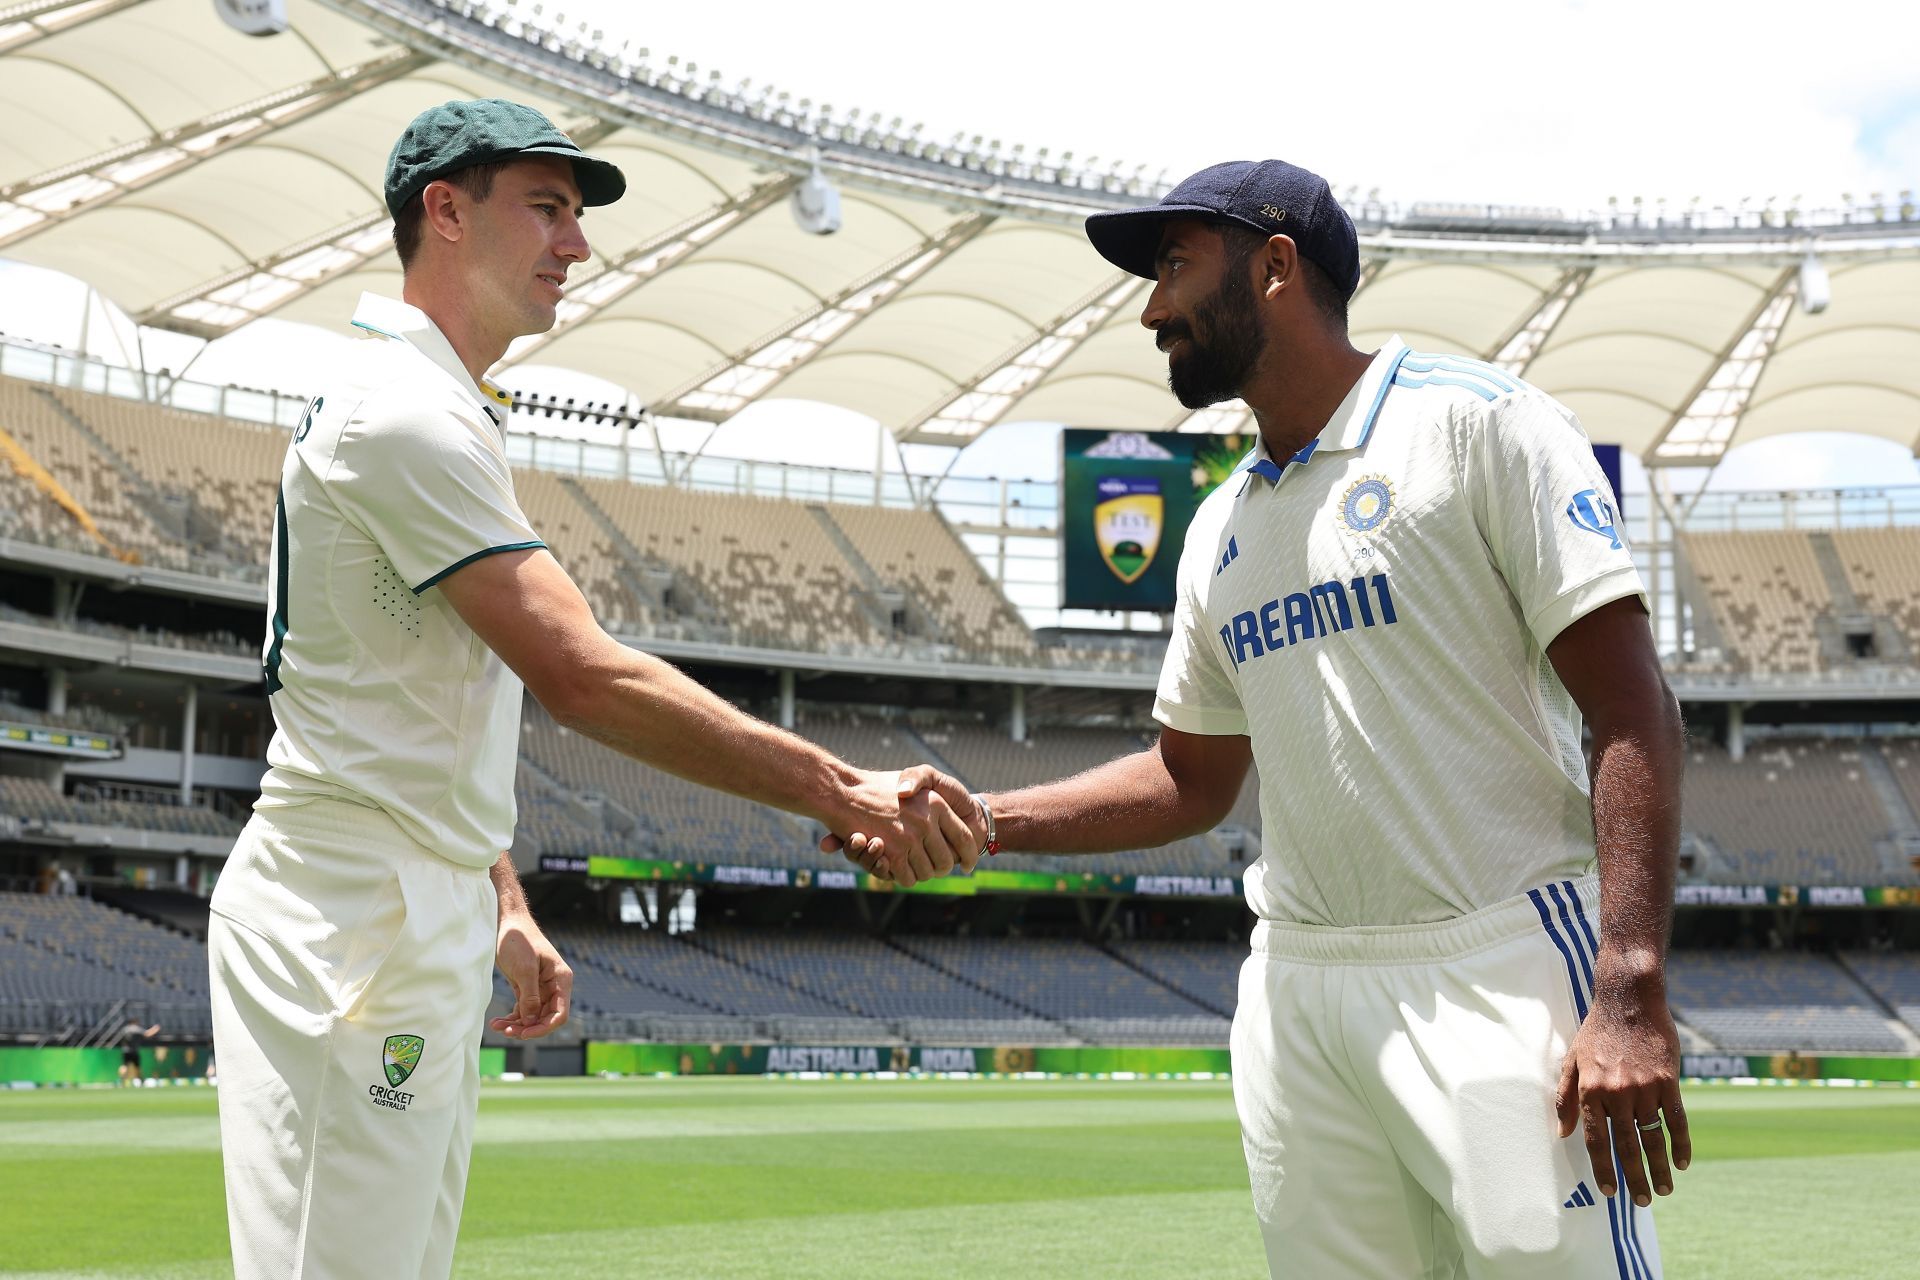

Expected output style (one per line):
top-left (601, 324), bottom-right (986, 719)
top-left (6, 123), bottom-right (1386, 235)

top-left (1060, 429), bottom-right (1254, 612)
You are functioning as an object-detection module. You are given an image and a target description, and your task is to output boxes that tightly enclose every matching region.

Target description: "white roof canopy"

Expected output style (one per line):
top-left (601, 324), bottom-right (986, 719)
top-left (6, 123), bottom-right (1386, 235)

top-left (3, 0), bottom-right (1916, 463)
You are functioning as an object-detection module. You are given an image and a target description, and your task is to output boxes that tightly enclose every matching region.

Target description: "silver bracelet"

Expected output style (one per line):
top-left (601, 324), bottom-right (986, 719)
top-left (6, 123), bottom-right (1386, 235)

top-left (973, 793), bottom-right (998, 857)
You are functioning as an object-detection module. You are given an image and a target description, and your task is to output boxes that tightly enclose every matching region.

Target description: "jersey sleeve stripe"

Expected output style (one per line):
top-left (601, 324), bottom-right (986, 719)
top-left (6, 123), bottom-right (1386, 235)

top-left (1400, 353), bottom-right (1519, 392)
top-left (1392, 370), bottom-right (1500, 402)
top-left (410, 540), bottom-right (547, 594)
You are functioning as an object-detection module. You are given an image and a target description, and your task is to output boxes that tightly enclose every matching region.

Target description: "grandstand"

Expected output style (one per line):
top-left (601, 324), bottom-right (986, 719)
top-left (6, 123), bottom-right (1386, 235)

top-left (1679, 527), bottom-right (1920, 673)
top-left (1665, 950), bottom-right (1909, 1054)
top-left (1843, 950), bottom-right (1920, 1040)
top-left (1681, 738), bottom-right (1918, 885)
top-left (5, 358), bottom-right (1920, 1057)
top-left (0, 891), bottom-right (211, 1041)
top-left (0, 0), bottom-right (1917, 1071)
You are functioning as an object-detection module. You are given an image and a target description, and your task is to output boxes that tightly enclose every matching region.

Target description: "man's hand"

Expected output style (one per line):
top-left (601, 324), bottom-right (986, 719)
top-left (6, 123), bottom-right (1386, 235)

top-left (1555, 959), bottom-right (1690, 1207)
top-left (820, 765), bottom-right (984, 888)
top-left (492, 911), bottom-right (573, 1040)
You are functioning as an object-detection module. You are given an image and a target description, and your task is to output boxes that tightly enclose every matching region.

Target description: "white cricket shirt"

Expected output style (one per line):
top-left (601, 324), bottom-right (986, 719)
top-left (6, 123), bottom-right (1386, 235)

top-left (1155, 338), bottom-right (1646, 927)
top-left (254, 293), bottom-right (543, 870)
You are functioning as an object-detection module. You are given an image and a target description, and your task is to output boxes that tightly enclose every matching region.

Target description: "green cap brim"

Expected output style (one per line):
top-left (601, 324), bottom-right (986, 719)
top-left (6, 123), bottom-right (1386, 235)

top-left (517, 145), bottom-right (626, 208)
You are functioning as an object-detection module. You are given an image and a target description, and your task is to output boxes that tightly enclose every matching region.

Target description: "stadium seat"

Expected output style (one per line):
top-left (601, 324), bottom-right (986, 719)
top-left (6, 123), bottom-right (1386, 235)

top-left (1666, 949), bottom-right (1904, 1052)
top-left (1680, 738), bottom-right (1909, 884)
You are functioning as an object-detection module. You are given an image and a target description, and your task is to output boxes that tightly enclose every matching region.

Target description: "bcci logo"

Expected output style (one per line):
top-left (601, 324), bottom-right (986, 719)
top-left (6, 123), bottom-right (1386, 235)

top-left (382, 1034), bottom-right (425, 1088)
top-left (1094, 476), bottom-right (1164, 585)
top-left (1566, 488), bottom-right (1623, 550)
top-left (1339, 476), bottom-right (1395, 535)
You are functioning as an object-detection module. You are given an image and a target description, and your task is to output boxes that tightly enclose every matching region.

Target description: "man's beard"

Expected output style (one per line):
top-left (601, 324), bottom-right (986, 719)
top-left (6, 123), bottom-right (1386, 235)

top-left (1161, 270), bottom-right (1265, 409)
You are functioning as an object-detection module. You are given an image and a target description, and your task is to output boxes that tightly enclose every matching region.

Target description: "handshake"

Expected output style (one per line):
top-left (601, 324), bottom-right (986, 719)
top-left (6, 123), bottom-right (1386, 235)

top-left (819, 765), bottom-right (989, 888)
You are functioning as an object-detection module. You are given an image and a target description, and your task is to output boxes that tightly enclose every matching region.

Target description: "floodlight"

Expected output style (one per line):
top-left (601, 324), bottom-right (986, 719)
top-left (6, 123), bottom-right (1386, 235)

top-left (1797, 252), bottom-right (1830, 315)
top-left (791, 152), bottom-right (842, 235)
top-left (212, 0), bottom-right (288, 34)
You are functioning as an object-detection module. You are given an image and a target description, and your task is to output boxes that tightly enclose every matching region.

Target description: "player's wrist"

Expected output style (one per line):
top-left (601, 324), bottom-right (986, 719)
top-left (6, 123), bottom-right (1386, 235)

top-left (1592, 947), bottom-right (1667, 1001)
top-left (813, 761), bottom-right (874, 834)
top-left (973, 792), bottom-right (999, 857)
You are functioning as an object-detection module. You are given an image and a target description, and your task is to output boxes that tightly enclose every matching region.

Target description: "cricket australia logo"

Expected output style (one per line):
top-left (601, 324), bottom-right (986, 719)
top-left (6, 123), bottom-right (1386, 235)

top-left (383, 1034), bottom-right (424, 1086)
top-left (370, 1035), bottom-right (424, 1112)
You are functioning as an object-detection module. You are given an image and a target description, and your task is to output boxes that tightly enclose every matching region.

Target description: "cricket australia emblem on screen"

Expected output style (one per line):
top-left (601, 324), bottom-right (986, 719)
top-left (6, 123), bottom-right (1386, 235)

top-left (1094, 476), bottom-right (1164, 584)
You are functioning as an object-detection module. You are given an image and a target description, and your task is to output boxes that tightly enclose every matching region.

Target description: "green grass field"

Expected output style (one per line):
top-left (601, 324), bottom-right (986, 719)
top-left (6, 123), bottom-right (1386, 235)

top-left (3, 1078), bottom-right (1918, 1278)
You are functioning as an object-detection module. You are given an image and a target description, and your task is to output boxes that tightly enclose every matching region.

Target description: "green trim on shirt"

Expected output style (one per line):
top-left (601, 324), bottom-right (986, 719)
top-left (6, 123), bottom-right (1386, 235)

top-left (411, 540), bottom-right (546, 594)
top-left (262, 486), bottom-right (291, 692)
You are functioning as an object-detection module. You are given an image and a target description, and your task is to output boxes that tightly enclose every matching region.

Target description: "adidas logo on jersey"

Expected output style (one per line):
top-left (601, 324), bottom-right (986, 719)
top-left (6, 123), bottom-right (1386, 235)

top-left (1215, 536), bottom-right (1240, 577)
top-left (1563, 1181), bottom-right (1596, 1209)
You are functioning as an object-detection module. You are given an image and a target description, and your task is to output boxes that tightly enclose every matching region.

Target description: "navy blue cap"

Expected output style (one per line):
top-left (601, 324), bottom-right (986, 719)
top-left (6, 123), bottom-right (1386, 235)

top-left (1085, 160), bottom-right (1360, 297)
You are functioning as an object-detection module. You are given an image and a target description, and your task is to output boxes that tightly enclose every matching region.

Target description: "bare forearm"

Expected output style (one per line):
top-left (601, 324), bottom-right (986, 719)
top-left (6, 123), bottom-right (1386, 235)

top-left (1588, 689), bottom-right (1684, 997)
top-left (490, 851), bottom-right (527, 922)
top-left (987, 745), bottom-right (1217, 854)
top-left (558, 646), bottom-right (853, 825)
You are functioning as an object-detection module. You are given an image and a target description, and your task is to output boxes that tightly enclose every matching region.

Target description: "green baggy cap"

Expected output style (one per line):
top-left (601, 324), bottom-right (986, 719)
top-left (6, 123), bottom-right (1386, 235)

top-left (384, 98), bottom-right (626, 218)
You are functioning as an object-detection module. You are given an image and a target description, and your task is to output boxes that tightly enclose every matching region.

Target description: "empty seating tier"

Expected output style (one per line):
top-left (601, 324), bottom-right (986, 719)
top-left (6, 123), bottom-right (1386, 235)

top-left (1834, 529), bottom-right (1920, 657)
top-left (1681, 740), bottom-right (1901, 884)
top-left (1680, 530), bottom-right (1831, 673)
top-left (1666, 949), bottom-right (1903, 1053)
top-left (0, 378), bottom-right (186, 569)
top-left (1841, 951), bottom-right (1920, 1040)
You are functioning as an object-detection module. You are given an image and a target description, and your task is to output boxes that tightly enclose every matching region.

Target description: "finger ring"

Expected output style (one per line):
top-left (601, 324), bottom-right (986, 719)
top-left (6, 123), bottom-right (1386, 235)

top-left (1637, 1116), bottom-right (1664, 1131)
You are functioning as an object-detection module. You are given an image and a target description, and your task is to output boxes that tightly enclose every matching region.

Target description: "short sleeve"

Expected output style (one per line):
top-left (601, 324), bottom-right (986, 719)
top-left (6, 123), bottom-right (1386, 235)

top-left (1152, 535), bottom-right (1248, 736)
top-left (327, 403), bottom-right (543, 593)
top-left (1461, 391), bottom-right (1647, 649)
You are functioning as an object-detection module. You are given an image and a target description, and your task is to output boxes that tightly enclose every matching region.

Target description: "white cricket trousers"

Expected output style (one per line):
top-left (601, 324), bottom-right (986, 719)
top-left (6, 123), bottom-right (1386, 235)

top-left (208, 799), bottom-right (496, 1280)
top-left (1233, 876), bottom-right (1662, 1279)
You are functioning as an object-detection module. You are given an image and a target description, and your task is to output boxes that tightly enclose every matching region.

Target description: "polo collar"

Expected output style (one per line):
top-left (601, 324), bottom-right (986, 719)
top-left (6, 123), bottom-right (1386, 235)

top-left (1240, 336), bottom-right (1410, 490)
top-left (349, 293), bottom-right (515, 416)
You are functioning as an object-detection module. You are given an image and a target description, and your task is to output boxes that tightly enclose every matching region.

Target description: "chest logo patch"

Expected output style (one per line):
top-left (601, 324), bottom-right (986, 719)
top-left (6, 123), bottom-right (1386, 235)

top-left (1340, 476), bottom-right (1395, 535)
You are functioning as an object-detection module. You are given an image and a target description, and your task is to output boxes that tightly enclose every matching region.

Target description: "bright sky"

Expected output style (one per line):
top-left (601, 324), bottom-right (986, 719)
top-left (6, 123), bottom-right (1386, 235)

top-left (1, 0), bottom-right (1915, 493)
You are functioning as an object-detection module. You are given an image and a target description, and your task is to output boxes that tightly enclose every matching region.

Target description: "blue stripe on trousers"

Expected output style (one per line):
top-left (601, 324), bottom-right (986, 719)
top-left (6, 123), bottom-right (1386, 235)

top-left (1534, 885), bottom-right (1633, 1278)
top-left (1547, 881), bottom-right (1595, 993)
top-left (1528, 889), bottom-right (1588, 1021)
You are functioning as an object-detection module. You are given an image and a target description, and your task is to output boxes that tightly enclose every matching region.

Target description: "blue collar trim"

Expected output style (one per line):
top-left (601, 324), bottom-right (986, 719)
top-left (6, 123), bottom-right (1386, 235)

top-left (1245, 437), bottom-right (1319, 484)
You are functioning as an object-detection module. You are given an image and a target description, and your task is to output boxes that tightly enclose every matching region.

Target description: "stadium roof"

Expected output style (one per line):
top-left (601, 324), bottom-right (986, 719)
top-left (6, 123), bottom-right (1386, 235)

top-left (3, 0), bottom-right (1918, 465)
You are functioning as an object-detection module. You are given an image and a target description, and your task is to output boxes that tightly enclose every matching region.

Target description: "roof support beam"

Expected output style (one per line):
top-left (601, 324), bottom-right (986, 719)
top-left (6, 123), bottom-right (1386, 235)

top-left (0, 0), bottom-right (148, 55)
top-left (0, 49), bottom-right (431, 250)
top-left (1163, 258), bottom-right (1388, 435)
top-left (1484, 266), bottom-right (1591, 375)
top-left (137, 117), bottom-right (616, 338)
top-left (1645, 266), bottom-right (1799, 467)
top-left (496, 173), bottom-right (801, 372)
top-left (658, 212), bottom-right (995, 422)
top-left (897, 272), bottom-right (1149, 444)
top-left (137, 212), bottom-right (391, 337)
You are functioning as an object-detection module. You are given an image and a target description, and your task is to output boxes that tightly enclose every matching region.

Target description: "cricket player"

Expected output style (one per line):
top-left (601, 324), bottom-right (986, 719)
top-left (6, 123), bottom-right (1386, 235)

top-left (839, 161), bottom-right (1688, 1277)
top-left (210, 99), bottom-right (981, 1279)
